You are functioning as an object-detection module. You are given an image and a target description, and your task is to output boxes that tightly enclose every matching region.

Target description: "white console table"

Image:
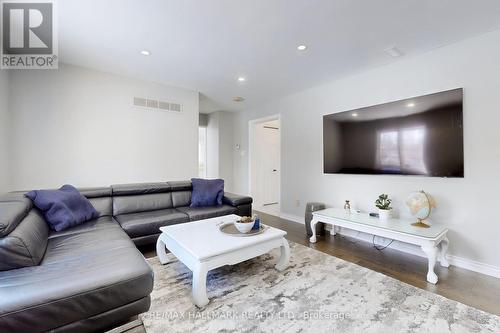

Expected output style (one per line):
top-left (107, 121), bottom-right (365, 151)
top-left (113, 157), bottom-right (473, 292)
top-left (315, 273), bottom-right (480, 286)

top-left (309, 208), bottom-right (449, 284)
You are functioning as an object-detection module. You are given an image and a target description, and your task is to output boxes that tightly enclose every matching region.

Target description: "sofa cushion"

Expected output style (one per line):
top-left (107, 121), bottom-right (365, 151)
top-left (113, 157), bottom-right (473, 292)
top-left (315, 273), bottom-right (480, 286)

top-left (167, 180), bottom-right (192, 191)
top-left (172, 190), bottom-right (191, 207)
top-left (48, 216), bottom-right (120, 239)
top-left (79, 187), bottom-right (113, 217)
top-left (0, 198), bottom-right (32, 237)
top-left (25, 185), bottom-right (99, 232)
top-left (112, 192), bottom-right (174, 215)
top-left (0, 209), bottom-right (49, 271)
top-left (111, 182), bottom-right (171, 196)
top-left (0, 226), bottom-right (153, 332)
top-left (114, 208), bottom-right (189, 238)
top-left (88, 196), bottom-right (113, 217)
top-left (177, 205), bottom-right (237, 221)
top-left (190, 178), bottom-right (224, 207)
top-left (167, 181), bottom-right (193, 207)
top-left (78, 187), bottom-right (112, 198)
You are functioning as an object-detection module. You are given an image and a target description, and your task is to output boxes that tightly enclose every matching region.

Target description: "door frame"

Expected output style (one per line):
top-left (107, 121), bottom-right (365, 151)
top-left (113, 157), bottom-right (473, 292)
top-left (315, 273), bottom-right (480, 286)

top-left (248, 114), bottom-right (281, 213)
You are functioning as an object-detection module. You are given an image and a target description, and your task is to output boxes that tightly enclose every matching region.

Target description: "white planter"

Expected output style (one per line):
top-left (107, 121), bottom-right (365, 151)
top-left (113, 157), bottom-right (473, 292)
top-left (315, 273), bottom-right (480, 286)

top-left (378, 209), bottom-right (390, 220)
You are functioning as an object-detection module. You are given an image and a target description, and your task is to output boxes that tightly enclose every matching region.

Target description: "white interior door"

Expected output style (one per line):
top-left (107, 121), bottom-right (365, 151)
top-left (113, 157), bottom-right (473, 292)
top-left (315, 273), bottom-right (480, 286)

top-left (262, 124), bottom-right (280, 205)
top-left (253, 121), bottom-right (280, 206)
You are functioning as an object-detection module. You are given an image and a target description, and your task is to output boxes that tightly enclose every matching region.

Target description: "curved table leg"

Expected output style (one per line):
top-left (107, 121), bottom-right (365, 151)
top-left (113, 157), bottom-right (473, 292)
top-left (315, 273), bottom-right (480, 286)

top-left (156, 236), bottom-right (169, 265)
top-left (421, 244), bottom-right (439, 284)
top-left (439, 236), bottom-right (450, 267)
top-left (192, 263), bottom-right (209, 307)
top-left (275, 238), bottom-right (290, 271)
top-left (309, 219), bottom-right (318, 243)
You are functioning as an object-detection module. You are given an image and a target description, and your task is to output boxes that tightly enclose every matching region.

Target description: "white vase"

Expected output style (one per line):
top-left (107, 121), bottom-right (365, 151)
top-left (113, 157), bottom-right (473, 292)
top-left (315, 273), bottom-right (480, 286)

top-left (378, 209), bottom-right (390, 220)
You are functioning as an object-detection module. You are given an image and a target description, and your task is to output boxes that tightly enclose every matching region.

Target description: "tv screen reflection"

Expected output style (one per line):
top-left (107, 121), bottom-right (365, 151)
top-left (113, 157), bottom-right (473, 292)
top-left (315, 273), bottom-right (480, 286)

top-left (323, 88), bottom-right (464, 177)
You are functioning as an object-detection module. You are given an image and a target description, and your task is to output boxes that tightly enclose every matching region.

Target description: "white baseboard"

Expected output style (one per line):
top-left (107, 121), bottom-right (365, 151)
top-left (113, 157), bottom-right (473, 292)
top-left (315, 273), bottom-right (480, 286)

top-left (279, 213), bottom-right (500, 279)
top-left (446, 255), bottom-right (500, 278)
top-left (279, 213), bottom-right (304, 224)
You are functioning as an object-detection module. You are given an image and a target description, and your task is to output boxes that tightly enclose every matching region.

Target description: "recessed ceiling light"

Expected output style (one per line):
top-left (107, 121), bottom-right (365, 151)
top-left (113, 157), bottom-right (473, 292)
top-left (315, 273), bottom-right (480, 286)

top-left (384, 46), bottom-right (404, 58)
top-left (352, 113), bottom-right (358, 117)
top-left (297, 44), bottom-right (307, 51)
top-left (237, 76), bottom-right (246, 82)
top-left (407, 102), bottom-right (415, 107)
top-left (233, 96), bottom-right (245, 102)
top-left (140, 50), bottom-right (151, 56)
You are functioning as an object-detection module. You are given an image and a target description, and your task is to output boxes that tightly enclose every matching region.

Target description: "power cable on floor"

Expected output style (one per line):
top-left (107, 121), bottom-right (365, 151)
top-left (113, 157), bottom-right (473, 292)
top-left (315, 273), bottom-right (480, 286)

top-left (372, 235), bottom-right (393, 251)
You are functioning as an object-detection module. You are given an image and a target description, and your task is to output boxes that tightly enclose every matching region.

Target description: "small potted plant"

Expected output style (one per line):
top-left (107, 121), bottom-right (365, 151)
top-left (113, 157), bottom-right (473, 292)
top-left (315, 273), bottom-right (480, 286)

top-left (375, 194), bottom-right (392, 220)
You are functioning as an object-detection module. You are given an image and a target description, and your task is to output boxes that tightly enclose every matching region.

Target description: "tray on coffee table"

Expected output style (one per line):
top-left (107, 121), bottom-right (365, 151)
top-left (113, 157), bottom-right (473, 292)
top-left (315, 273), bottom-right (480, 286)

top-left (218, 223), bottom-right (267, 236)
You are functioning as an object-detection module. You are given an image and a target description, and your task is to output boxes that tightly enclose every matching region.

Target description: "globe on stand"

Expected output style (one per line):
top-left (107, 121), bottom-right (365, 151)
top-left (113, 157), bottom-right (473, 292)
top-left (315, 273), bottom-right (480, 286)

top-left (405, 191), bottom-right (436, 228)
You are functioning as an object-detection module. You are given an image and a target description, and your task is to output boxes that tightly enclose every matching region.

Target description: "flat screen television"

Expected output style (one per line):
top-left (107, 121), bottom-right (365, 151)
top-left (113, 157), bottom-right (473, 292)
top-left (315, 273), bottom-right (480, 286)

top-left (323, 88), bottom-right (464, 177)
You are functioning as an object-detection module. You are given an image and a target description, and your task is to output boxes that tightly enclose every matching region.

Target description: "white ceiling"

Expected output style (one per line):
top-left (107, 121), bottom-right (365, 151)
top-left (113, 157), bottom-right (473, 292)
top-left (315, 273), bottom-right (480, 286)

top-left (59, 0), bottom-right (500, 113)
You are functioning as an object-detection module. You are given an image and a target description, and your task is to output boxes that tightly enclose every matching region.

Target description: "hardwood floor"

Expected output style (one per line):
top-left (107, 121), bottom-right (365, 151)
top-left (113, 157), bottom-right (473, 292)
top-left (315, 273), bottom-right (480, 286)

top-left (121, 211), bottom-right (500, 332)
top-left (255, 211), bottom-right (500, 316)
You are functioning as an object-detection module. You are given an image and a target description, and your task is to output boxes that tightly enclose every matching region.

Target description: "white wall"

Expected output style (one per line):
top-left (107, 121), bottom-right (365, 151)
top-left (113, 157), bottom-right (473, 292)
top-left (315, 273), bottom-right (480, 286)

top-left (233, 29), bottom-right (500, 272)
top-left (0, 71), bottom-right (10, 194)
top-left (218, 111), bottom-right (234, 191)
top-left (206, 112), bottom-right (220, 179)
top-left (206, 111), bottom-right (234, 191)
top-left (8, 64), bottom-right (199, 189)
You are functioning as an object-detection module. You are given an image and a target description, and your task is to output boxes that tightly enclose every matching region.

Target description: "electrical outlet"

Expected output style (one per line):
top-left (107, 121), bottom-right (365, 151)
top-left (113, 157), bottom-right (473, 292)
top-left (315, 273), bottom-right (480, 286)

top-left (295, 200), bottom-right (300, 207)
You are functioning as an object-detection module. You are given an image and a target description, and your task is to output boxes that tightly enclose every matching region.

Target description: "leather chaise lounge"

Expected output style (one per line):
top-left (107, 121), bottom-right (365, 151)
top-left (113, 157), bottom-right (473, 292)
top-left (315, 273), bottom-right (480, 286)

top-left (0, 181), bottom-right (252, 332)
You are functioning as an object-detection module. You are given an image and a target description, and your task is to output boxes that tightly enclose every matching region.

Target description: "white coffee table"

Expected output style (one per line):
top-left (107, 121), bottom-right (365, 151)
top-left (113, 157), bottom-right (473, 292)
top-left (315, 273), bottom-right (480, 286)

top-left (156, 214), bottom-right (290, 307)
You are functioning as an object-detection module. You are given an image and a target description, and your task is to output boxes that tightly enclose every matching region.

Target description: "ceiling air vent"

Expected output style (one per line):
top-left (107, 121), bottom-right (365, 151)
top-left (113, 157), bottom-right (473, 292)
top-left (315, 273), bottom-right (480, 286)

top-left (170, 103), bottom-right (181, 112)
top-left (133, 97), bottom-right (147, 107)
top-left (132, 97), bottom-right (182, 113)
top-left (158, 101), bottom-right (170, 111)
top-left (146, 99), bottom-right (158, 108)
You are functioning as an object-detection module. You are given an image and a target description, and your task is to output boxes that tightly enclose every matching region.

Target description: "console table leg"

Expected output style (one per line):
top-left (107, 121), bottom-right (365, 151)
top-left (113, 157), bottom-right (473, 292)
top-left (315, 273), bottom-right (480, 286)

top-left (330, 225), bottom-right (336, 236)
top-left (309, 219), bottom-right (318, 243)
top-left (439, 237), bottom-right (450, 267)
top-left (156, 237), bottom-right (169, 265)
top-left (275, 238), bottom-right (290, 271)
top-left (422, 244), bottom-right (439, 284)
top-left (192, 263), bottom-right (209, 307)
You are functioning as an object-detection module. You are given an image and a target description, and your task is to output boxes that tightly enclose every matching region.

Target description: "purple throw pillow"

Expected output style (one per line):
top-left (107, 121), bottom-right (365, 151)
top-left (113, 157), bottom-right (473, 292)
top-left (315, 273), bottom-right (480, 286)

top-left (25, 184), bottom-right (99, 232)
top-left (190, 178), bottom-right (224, 208)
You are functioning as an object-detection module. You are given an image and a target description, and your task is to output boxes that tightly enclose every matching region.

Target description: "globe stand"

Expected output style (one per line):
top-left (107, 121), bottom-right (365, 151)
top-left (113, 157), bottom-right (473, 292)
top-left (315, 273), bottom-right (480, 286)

top-left (411, 219), bottom-right (430, 228)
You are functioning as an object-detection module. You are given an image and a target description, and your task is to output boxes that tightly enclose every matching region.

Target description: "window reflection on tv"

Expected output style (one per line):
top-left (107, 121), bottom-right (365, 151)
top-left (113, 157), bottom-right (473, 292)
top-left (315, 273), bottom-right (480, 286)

top-left (323, 88), bottom-right (464, 177)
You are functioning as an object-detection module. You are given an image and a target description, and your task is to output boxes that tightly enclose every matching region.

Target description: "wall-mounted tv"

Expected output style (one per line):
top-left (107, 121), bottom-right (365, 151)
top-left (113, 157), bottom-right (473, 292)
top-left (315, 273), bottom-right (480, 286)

top-left (323, 88), bottom-right (464, 177)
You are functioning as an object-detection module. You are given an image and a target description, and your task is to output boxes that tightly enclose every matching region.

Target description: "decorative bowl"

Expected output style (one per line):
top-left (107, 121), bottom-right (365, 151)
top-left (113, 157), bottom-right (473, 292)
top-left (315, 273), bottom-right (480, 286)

top-left (234, 219), bottom-right (255, 233)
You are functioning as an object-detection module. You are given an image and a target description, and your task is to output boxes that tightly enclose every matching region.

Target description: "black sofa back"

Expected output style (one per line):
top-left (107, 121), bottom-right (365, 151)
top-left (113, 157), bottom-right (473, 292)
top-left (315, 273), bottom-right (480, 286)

top-left (109, 181), bottom-right (251, 245)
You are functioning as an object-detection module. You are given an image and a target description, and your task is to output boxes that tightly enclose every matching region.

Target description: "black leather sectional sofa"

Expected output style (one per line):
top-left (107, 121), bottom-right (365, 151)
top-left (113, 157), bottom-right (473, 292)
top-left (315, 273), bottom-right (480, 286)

top-left (0, 181), bottom-right (252, 332)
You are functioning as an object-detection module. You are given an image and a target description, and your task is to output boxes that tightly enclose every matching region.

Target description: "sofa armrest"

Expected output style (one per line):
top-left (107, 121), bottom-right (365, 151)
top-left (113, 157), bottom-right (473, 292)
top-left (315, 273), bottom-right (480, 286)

top-left (223, 193), bottom-right (253, 207)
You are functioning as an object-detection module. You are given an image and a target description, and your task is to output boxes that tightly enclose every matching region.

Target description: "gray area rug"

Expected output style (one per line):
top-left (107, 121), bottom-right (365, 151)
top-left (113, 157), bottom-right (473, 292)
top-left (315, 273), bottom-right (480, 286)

top-left (140, 242), bottom-right (500, 332)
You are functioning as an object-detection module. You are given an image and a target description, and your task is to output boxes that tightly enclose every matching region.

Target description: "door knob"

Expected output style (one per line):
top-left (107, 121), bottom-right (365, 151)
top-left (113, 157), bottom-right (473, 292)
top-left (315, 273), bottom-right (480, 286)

top-left (272, 169), bottom-right (277, 172)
